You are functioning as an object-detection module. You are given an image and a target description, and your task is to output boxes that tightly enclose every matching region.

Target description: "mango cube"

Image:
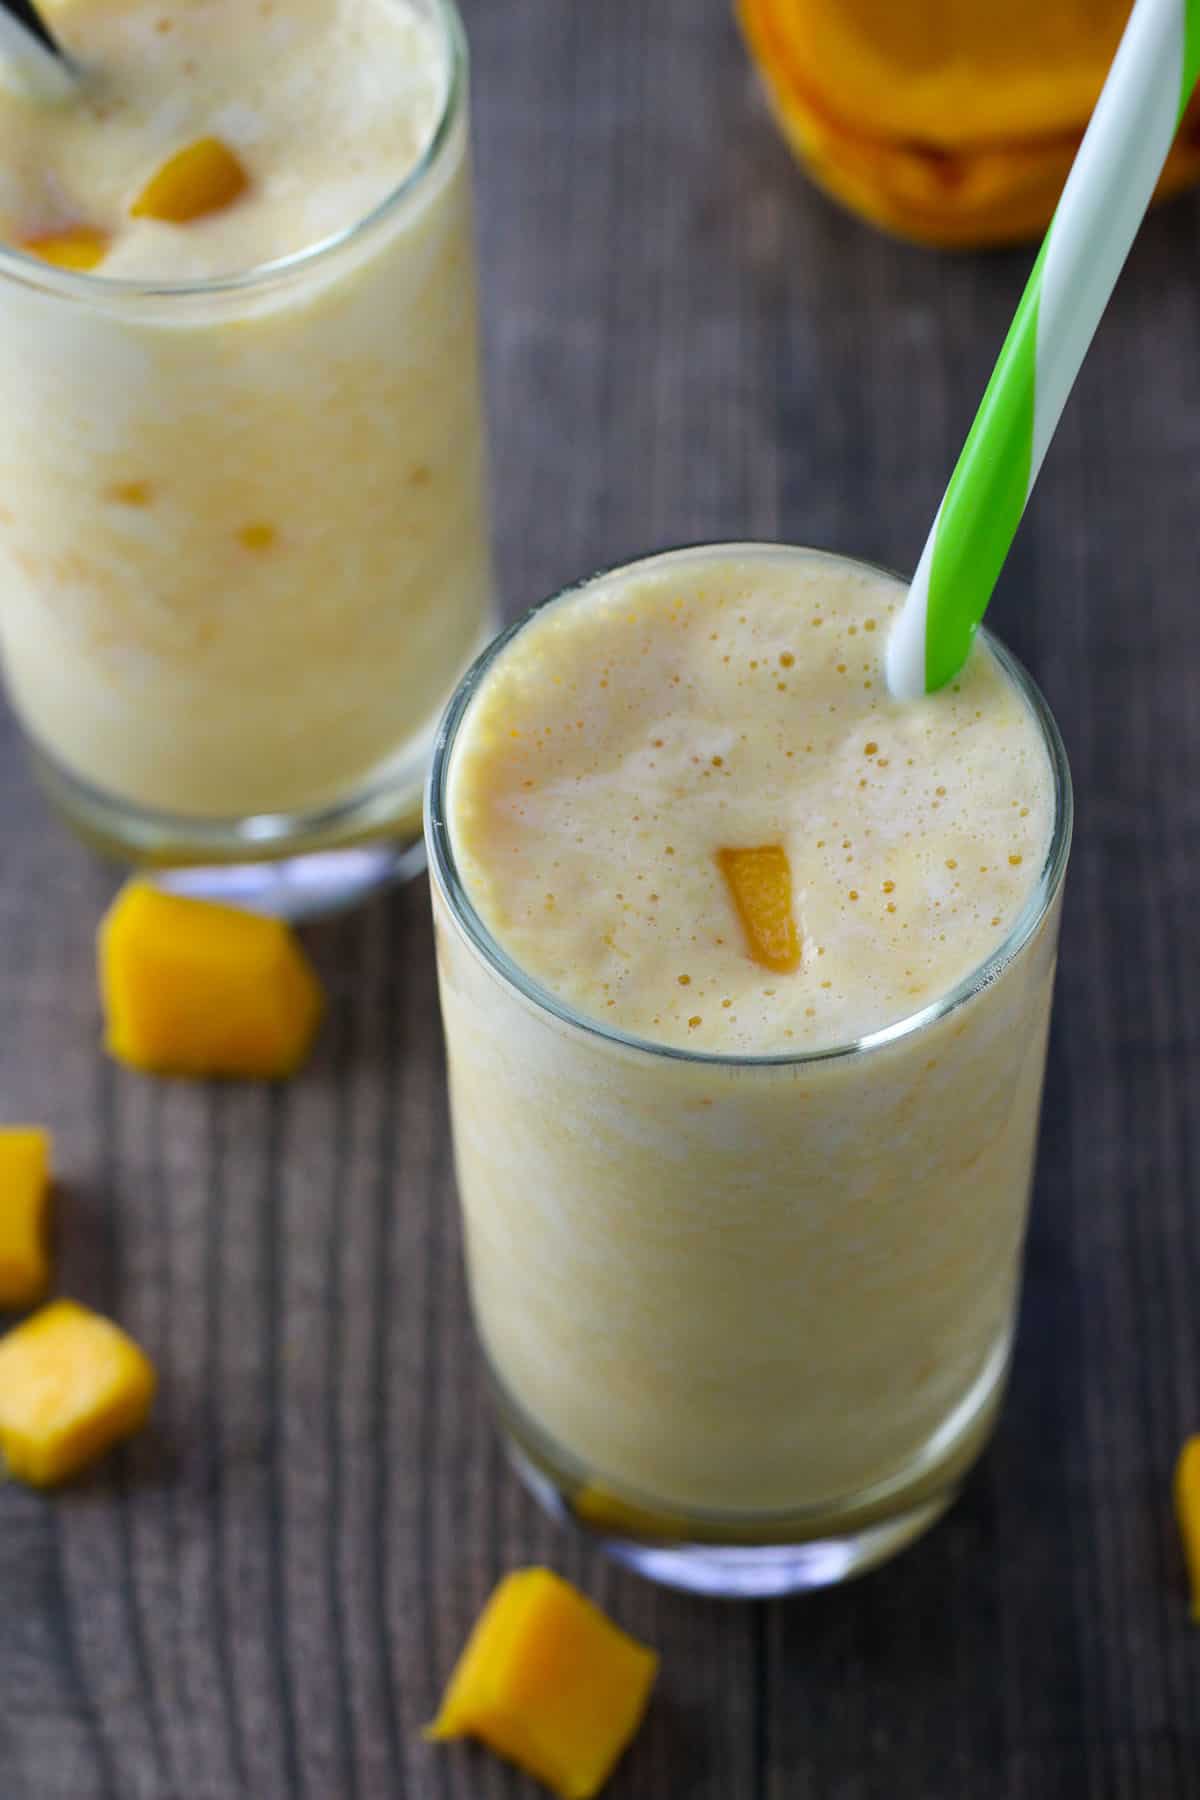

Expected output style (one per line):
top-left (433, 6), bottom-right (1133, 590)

top-left (0, 1300), bottom-right (156, 1487)
top-left (426, 1569), bottom-right (658, 1800)
top-left (0, 1128), bottom-right (51, 1310)
top-left (131, 136), bottom-right (249, 223)
top-left (98, 882), bottom-right (323, 1079)
top-left (1175, 1436), bottom-right (1200, 1621)
top-left (717, 844), bottom-right (801, 973)
top-left (22, 226), bottom-right (109, 271)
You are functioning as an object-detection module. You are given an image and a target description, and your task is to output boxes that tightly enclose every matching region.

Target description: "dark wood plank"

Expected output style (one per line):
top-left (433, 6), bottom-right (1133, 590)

top-left (755, 145), bottom-right (1200, 1800)
top-left (1, 0), bottom-right (1199, 1794)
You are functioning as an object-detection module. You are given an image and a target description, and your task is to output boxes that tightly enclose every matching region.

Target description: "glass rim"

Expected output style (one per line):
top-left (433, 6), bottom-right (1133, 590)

top-left (425, 541), bottom-right (1074, 1070)
top-left (0, 0), bottom-right (466, 303)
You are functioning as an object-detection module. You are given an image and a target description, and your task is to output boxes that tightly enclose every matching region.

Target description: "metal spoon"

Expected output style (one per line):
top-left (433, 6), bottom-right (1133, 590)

top-left (0, 0), bottom-right (74, 96)
top-left (4, 0), bottom-right (65, 56)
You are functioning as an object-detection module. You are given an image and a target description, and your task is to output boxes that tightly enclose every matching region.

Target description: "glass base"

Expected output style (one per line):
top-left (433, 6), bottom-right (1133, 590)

top-left (28, 738), bottom-right (429, 918)
top-left (151, 839), bottom-right (427, 920)
top-left (491, 1333), bottom-right (1010, 1597)
top-left (511, 1448), bottom-right (953, 1597)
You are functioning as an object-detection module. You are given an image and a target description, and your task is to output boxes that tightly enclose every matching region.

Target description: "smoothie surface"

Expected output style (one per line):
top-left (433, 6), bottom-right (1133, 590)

top-left (0, 0), bottom-right (447, 278)
top-left (448, 549), bottom-right (1057, 1053)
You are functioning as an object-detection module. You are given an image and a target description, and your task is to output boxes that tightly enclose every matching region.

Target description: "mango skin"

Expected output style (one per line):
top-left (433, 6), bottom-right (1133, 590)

top-left (98, 882), bottom-right (323, 1080)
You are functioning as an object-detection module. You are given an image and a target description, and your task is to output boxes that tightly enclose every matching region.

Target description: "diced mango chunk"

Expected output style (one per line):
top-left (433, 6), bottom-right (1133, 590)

top-left (1175, 1436), bottom-right (1200, 1621)
top-left (426, 1569), bottom-right (658, 1800)
top-left (717, 844), bottom-right (801, 973)
top-left (22, 226), bottom-right (110, 271)
top-left (0, 1128), bottom-right (51, 1310)
top-left (98, 882), bottom-right (323, 1079)
top-left (131, 136), bottom-right (249, 223)
top-left (0, 1300), bottom-right (156, 1487)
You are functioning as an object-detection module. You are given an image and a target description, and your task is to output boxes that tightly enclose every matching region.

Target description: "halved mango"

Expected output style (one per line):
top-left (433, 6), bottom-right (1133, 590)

top-left (426, 1568), bottom-right (658, 1799)
top-left (131, 136), bottom-right (249, 223)
top-left (0, 1300), bottom-right (156, 1487)
top-left (717, 845), bottom-right (801, 973)
top-left (0, 1128), bottom-right (51, 1310)
top-left (98, 882), bottom-right (323, 1079)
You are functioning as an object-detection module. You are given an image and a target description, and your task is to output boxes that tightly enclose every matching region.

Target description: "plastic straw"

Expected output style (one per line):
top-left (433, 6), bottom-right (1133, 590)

top-left (888, 0), bottom-right (1200, 700)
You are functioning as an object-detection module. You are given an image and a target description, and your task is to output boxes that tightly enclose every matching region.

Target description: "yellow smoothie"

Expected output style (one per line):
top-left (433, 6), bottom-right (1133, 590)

top-left (0, 0), bottom-right (491, 824)
top-left (431, 545), bottom-right (1069, 1520)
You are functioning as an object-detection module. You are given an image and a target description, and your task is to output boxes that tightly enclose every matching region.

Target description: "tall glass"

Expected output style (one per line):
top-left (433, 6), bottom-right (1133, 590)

top-left (0, 0), bottom-right (491, 915)
top-left (427, 544), bottom-right (1072, 1598)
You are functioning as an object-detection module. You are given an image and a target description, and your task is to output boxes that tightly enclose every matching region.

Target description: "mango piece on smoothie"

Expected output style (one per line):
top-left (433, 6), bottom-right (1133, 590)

top-left (98, 882), bottom-right (323, 1079)
top-left (1174, 1436), bottom-right (1200, 1620)
top-left (21, 226), bottom-right (110, 271)
top-left (426, 1568), bottom-right (658, 1799)
top-left (717, 845), bottom-right (801, 973)
top-left (131, 136), bottom-right (249, 223)
top-left (0, 1300), bottom-right (156, 1487)
top-left (0, 1128), bottom-right (51, 1310)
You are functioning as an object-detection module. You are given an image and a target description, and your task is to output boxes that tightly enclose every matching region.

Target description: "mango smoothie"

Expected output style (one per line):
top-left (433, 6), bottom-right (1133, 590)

top-left (428, 545), bottom-right (1071, 1590)
top-left (0, 0), bottom-right (490, 861)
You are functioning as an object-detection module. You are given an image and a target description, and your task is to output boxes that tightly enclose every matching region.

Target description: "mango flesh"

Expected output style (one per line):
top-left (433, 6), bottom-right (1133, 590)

top-left (0, 1300), bottom-right (156, 1487)
top-left (1175, 1437), bottom-right (1200, 1622)
top-left (21, 226), bottom-right (110, 271)
top-left (717, 845), bottom-right (801, 973)
top-left (0, 1128), bottom-right (51, 1310)
top-left (131, 136), bottom-right (249, 223)
top-left (571, 1481), bottom-right (691, 1542)
top-left (98, 882), bottom-right (323, 1079)
top-left (426, 1568), bottom-right (658, 1800)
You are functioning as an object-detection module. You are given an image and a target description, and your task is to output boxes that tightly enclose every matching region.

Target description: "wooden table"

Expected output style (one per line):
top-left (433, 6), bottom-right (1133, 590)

top-left (3, 4), bottom-right (1199, 1794)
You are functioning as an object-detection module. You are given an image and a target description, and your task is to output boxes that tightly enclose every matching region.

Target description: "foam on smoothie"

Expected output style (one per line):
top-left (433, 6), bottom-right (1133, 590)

top-left (449, 550), bottom-right (1056, 1053)
top-left (0, 0), bottom-right (447, 279)
top-left (0, 0), bottom-right (489, 822)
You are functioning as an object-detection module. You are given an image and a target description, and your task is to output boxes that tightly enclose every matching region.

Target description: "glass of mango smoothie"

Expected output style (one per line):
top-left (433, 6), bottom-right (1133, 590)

top-left (0, 0), bottom-right (491, 912)
top-left (427, 543), bottom-right (1071, 1597)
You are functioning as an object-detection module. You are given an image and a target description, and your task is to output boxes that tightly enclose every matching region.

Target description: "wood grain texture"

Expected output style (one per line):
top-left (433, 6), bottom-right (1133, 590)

top-left (1, 0), bottom-right (1198, 1793)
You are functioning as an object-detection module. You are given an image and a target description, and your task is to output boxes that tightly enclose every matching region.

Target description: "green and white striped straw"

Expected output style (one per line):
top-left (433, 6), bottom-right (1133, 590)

top-left (888, 0), bottom-right (1200, 700)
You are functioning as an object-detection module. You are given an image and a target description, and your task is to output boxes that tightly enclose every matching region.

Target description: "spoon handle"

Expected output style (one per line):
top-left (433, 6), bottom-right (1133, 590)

top-left (2, 0), bottom-right (61, 57)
